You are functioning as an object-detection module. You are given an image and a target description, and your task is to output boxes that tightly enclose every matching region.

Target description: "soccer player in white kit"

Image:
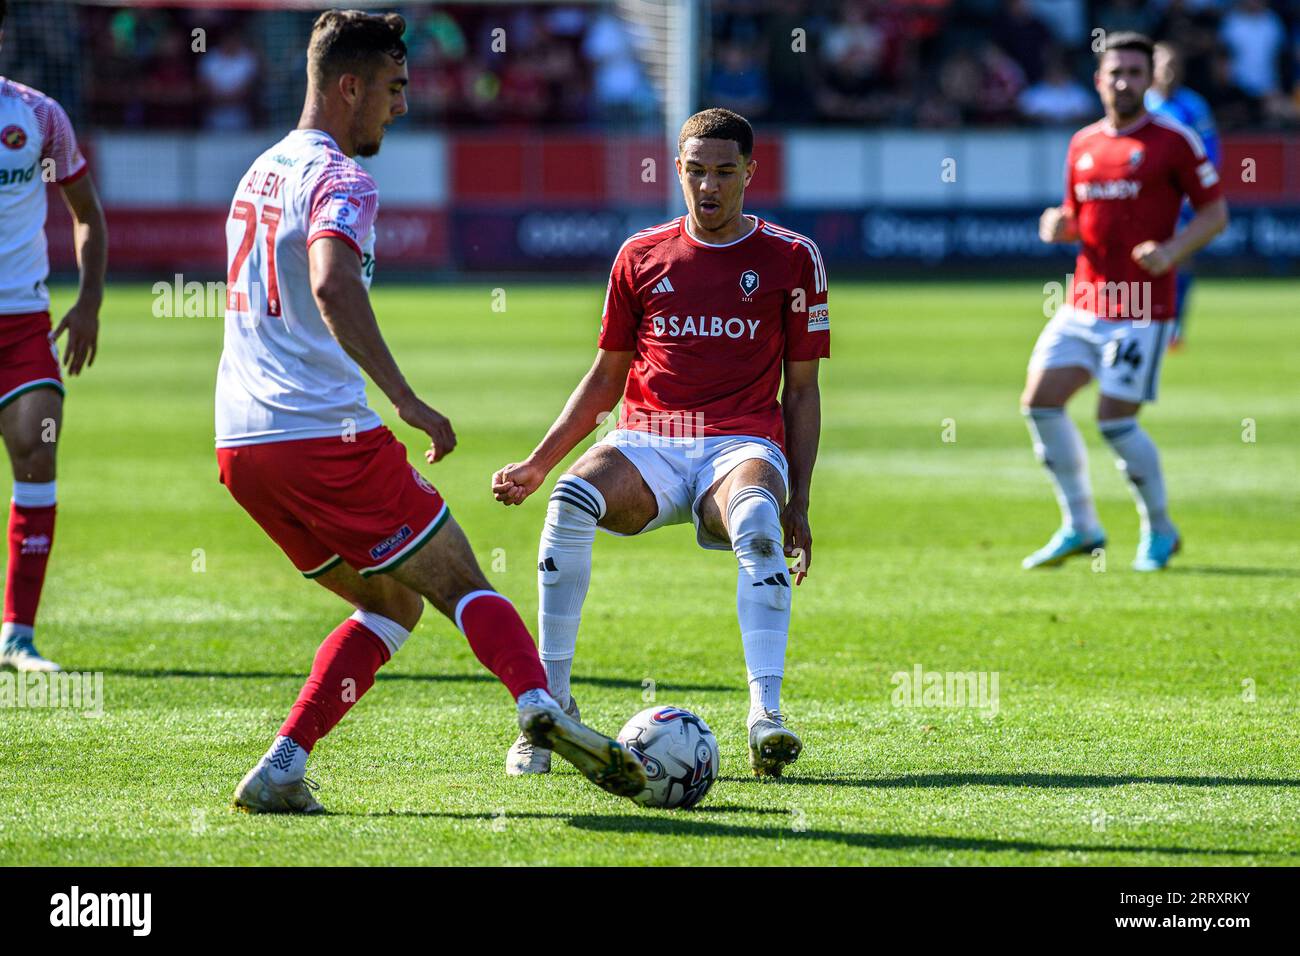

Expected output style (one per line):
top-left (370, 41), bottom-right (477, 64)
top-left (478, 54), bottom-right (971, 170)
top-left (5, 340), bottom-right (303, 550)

top-left (0, 0), bottom-right (108, 673)
top-left (217, 10), bottom-right (643, 813)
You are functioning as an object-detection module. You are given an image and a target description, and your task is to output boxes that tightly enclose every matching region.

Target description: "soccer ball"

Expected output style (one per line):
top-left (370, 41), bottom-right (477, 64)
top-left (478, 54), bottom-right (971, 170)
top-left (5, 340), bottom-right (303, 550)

top-left (617, 706), bottom-right (720, 809)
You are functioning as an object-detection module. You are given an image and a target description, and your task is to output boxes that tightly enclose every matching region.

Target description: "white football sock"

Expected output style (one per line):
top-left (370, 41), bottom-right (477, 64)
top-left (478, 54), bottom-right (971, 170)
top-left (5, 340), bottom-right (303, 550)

top-left (728, 487), bottom-right (791, 724)
top-left (536, 474), bottom-right (604, 708)
top-left (749, 674), bottom-right (783, 723)
top-left (1023, 407), bottom-right (1101, 534)
top-left (259, 735), bottom-right (308, 785)
top-left (1100, 417), bottom-right (1175, 536)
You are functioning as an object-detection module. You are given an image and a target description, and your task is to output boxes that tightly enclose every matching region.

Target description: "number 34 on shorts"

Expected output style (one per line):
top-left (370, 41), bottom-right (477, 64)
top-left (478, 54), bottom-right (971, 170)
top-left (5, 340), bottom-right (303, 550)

top-left (1029, 306), bottom-right (1175, 404)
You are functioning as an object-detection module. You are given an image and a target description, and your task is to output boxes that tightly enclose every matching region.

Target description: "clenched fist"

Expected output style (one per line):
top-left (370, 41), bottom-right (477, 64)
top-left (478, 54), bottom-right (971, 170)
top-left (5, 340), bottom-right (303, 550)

top-left (492, 459), bottom-right (547, 506)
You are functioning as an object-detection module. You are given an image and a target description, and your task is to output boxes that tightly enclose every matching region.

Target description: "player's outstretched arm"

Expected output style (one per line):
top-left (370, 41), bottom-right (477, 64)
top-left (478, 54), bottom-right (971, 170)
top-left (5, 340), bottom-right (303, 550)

top-left (308, 237), bottom-right (457, 461)
top-left (492, 348), bottom-right (633, 506)
top-left (52, 175), bottom-right (107, 376)
top-left (1132, 197), bottom-right (1229, 277)
top-left (781, 358), bottom-right (821, 585)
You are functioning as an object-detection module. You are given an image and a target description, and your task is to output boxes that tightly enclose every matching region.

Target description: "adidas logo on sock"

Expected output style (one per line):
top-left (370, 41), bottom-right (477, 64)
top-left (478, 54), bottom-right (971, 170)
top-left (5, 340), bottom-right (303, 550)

top-left (753, 573), bottom-right (789, 588)
top-left (538, 556), bottom-right (558, 572)
top-left (650, 277), bottom-right (674, 295)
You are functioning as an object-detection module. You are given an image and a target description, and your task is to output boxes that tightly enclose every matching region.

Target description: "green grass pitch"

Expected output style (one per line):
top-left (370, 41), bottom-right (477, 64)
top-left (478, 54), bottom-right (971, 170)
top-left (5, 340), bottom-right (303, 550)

top-left (1, 279), bottom-right (1296, 866)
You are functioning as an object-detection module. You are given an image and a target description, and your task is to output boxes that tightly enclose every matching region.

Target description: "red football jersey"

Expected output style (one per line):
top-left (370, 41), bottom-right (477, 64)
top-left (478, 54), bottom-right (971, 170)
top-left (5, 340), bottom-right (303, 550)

top-left (1064, 112), bottom-right (1222, 321)
top-left (598, 215), bottom-right (830, 451)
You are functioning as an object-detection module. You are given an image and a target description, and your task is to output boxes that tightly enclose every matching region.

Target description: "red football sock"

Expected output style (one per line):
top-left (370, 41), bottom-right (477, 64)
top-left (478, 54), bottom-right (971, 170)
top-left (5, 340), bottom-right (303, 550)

top-left (279, 618), bottom-right (390, 752)
top-left (4, 502), bottom-right (56, 627)
top-left (455, 591), bottom-right (547, 700)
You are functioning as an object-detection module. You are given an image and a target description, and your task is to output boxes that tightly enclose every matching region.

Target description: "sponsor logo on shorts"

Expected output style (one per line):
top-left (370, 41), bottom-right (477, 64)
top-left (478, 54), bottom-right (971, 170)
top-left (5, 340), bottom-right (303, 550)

top-left (1, 125), bottom-right (26, 150)
top-left (807, 303), bottom-right (829, 332)
top-left (410, 466), bottom-right (437, 496)
top-left (369, 524), bottom-right (414, 561)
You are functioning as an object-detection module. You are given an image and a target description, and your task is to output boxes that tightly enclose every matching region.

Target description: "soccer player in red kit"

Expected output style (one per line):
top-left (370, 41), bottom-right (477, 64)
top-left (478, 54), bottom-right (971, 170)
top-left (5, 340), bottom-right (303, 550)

top-left (0, 0), bottom-right (107, 672)
top-left (1022, 32), bottom-right (1227, 572)
top-left (494, 109), bottom-right (828, 777)
top-left (218, 10), bottom-right (643, 813)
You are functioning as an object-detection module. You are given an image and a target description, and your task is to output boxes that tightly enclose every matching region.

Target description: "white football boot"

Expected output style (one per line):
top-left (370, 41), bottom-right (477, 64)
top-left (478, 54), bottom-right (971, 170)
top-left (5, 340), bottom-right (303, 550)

top-left (232, 764), bottom-right (325, 814)
top-left (515, 690), bottom-right (646, 798)
top-left (748, 709), bottom-right (802, 777)
top-left (0, 634), bottom-right (61, 672)
top-left (507, 694), bottom-right (579, 775)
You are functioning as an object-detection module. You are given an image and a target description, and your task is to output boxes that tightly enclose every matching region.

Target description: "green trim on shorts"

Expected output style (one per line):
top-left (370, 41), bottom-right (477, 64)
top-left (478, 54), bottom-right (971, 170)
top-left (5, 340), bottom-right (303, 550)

top-left (301, 555), bottom-right (343, 579)
top-left (0, 379), bottom-right (64, 412)
top-left (358, 505), bottom-right (451, 578)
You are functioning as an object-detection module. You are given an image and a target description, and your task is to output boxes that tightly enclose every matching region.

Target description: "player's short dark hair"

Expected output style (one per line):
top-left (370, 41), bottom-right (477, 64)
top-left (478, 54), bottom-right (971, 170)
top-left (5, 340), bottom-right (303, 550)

top-left (678, 108), bottom-right (754, 159)
top-left (307, 9), bottom-right (407, 88)
top-left (1097, 31), bottom-right (1154, 69)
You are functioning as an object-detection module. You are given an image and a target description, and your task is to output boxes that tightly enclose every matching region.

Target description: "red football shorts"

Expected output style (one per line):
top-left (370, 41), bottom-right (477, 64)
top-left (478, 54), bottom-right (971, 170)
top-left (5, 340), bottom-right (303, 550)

top-left (217, 425), bottom-right (449, 578)
top-left (0, 312), bottom-right (63, 411)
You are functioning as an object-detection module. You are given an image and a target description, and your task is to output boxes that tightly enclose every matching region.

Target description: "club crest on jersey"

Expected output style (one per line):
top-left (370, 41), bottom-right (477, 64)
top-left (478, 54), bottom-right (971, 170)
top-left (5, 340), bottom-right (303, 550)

top-left (1, 125), bottom-right (26, 150)
top-left (1075, 152), bottom-right (1094, 171)
top-left (1128, 148), bottom-right (1145, 169)
top-left (739, 270), bottom-right (759, 298)
top-left (409, 466), bottom-right (437, 496)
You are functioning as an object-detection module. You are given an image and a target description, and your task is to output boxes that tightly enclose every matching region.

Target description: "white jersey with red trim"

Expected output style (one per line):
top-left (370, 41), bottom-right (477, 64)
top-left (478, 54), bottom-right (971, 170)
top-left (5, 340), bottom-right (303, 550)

top-left (0, 77), bottom-right (88, 316)
top-left (216, 128), bottom-right (383, 447)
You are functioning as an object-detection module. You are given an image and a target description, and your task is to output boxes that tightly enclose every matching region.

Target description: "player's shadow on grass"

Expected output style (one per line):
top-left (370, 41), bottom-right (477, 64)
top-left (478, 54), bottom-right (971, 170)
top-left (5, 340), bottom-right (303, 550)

top-left (336, 804), bottom-right (788, 820)
top-left (566, 815), bottom-right (1261, 858)
top-left (107, 667), bottom-right (732, 693)
top-left (1170, 565), bottom-right (1300, 578)
top-left (722, 772), bottom-right (1300, 789)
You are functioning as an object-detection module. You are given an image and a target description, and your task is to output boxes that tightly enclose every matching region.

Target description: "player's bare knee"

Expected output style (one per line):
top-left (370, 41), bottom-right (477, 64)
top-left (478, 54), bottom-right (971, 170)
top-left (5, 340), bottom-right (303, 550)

top-left (8, 445), bottom-right (56, 483)
top-left (425, 561), bottom-right (492, 621)
top-left (383, 586), bottom-right (424, 632)
top-left (570, 449), bottom-right (651, 534)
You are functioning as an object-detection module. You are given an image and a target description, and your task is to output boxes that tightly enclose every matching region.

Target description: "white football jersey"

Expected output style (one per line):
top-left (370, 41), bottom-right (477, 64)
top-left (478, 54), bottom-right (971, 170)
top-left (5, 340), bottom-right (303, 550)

top-left (215, 128), bottom-right (383, 447)
top-left (0, 78), bottom-right (87, 316)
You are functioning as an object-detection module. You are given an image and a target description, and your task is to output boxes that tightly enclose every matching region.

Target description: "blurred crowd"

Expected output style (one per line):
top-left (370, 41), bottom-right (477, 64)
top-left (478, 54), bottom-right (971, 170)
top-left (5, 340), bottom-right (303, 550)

top-left (713, 0), bottom-right (1300, 129)
top-left (0, 1), bottom-right (1296, 131)
top-left (0, 3), bottom-right (659, 130)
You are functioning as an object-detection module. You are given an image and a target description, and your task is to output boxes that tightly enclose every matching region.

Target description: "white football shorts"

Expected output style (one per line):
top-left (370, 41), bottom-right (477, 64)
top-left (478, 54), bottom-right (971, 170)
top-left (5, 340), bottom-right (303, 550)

top-left (593, 429), bottom-right (789, 551)
top-left (1029, 306), bottom-right (1175, 404)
